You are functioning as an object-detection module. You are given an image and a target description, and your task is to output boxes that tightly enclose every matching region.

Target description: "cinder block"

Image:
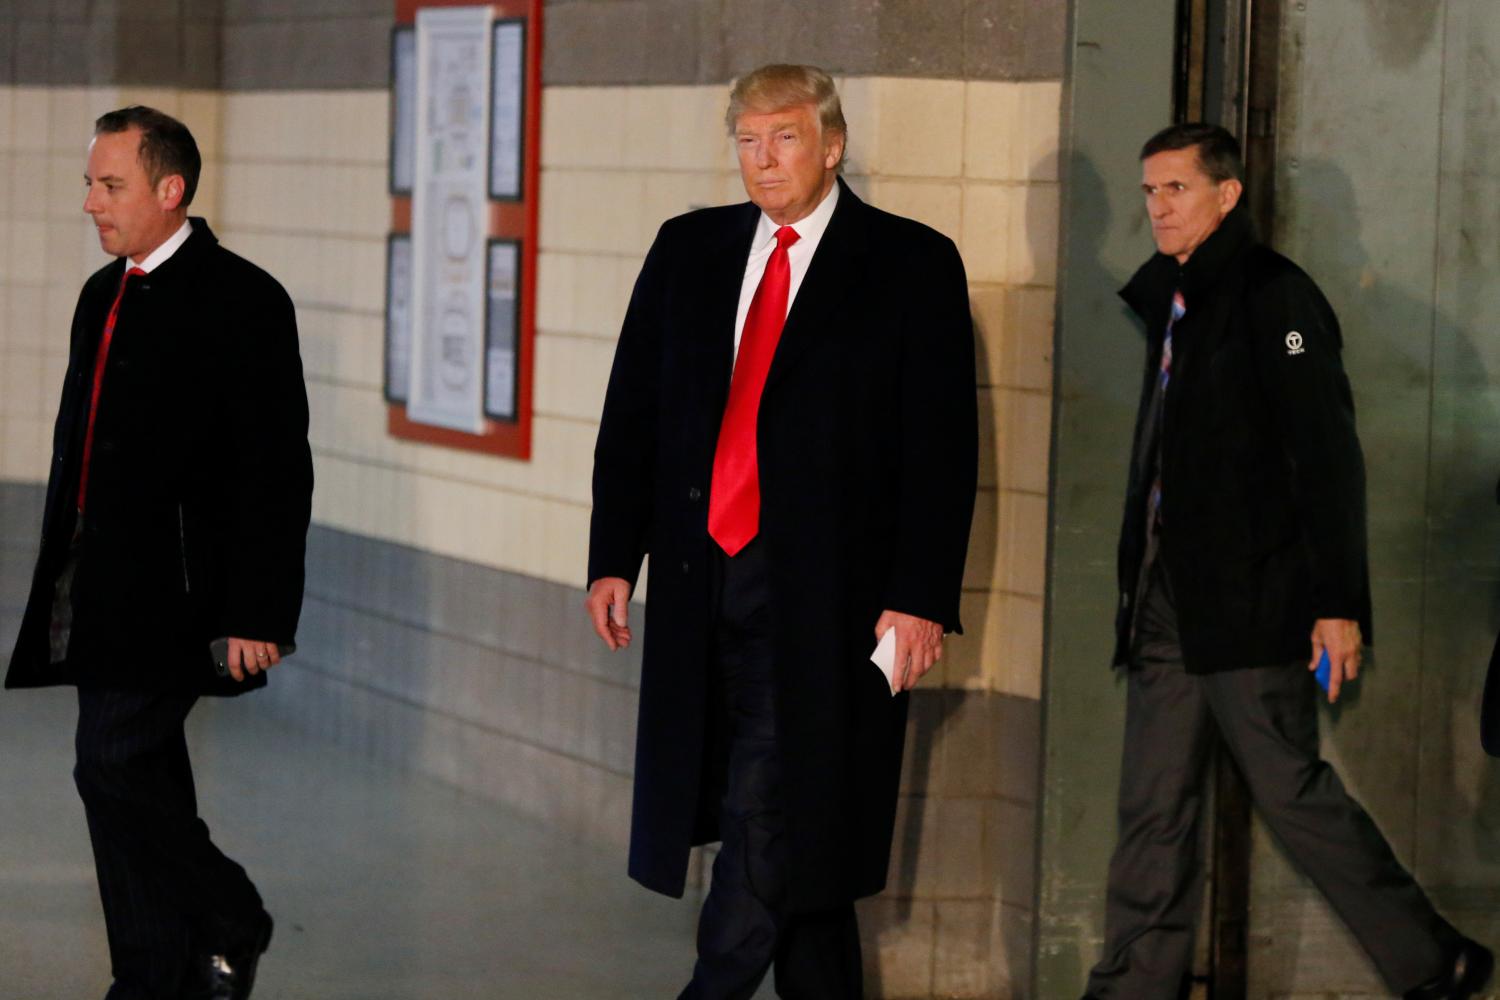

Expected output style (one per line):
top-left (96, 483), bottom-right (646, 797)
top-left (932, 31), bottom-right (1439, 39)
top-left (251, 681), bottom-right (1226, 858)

top-left (965, 80), bottom-right (1062, 182)
top-left (541, 86), bottom-right (628, 171)
top-left (10, 85), bottom-right (52, 153)
top-left (999, 489), bottom-right (1047, 597)
top-left (871, 77), bottom-right (964, 179)
top-left (10, 151), bottom-right (48, 220)
top-left (856, 896), bottom-right (935, 998)
top-left (867, 178), bottom-right (963, 246)
top-left (958, 182), bottom-right (1015, 284)
top-left (533, 330), bottom-right (617, 423)
top-left (1011, 180), bottom-right (1060, 285)
top-left (998, 387), bottom-right (1052, 495)
top-left (932, 899), bottom-right (993, 997)
top-left (995, 594), bottom-right (1044, 700)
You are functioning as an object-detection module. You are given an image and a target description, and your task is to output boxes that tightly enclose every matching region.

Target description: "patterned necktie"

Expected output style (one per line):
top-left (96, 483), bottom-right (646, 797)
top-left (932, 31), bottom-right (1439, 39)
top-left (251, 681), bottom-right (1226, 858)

top-left (708, 225), bottom-right (800, 556)
top-left (1148, 290), bottom-right (1186, 521)
top-left (78, 266), bottom-right (146, 514)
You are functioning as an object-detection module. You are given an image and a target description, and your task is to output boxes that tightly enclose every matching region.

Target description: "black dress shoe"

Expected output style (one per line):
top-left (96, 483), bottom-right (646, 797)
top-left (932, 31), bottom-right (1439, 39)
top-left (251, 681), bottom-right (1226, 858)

top-left (1405, 938), bottom-right (1494, 1000)
top-left (188, 911), bottom-right (274, 1000)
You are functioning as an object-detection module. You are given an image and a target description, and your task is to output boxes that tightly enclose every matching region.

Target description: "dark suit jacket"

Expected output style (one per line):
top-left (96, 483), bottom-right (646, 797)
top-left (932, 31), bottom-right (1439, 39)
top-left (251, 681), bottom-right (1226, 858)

top-left (7, 218), bottom-right (313, 696)
top-left (589, 179), bottom-right (978, 910)
top-left (1114, 206), bottom-right (1372, 672)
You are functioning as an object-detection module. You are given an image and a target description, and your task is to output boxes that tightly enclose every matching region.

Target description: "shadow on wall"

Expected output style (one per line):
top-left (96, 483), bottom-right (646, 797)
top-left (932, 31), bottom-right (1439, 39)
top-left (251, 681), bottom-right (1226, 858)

top-left (865, 148), bottom-right (1066, 999)
top-left (1243, 156), bottom-right (1500, 986)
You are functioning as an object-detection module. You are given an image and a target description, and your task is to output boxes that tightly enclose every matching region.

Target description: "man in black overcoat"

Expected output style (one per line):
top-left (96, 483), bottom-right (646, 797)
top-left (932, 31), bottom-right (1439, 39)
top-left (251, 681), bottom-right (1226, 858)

top-left (1083, 123), bottom-right (1490, 1000)
top-left (6, 106), bottom-right (312, 1000)
top-left (585, 64), bottom-right (977, 998)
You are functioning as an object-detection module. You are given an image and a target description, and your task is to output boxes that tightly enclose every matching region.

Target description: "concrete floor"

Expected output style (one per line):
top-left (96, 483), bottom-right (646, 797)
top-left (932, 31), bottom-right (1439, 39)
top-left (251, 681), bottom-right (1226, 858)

top-left (0, 685), bottom-right (730, 999)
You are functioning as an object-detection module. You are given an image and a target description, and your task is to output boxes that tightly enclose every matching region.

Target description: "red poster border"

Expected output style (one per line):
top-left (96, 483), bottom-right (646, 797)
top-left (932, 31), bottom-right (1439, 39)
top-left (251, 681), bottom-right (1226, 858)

top-left (389, 0), bottom-right (541, 460)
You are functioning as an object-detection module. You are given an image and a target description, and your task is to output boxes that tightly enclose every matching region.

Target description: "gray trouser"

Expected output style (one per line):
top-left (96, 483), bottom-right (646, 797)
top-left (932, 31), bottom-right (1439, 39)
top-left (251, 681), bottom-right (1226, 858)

top-left (1086, 566), bottom-right (1457, 998)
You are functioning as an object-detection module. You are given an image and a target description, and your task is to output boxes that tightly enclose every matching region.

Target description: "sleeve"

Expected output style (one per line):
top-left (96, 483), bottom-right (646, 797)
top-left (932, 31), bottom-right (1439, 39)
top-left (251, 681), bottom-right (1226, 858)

top-left (220, 276), bottom-right (314, 642)
top-left (1248, 269), bottom-right (1368, 621)
top-left (881, 234), bottom-right (980, 633)
top-left (586, 224), bottom-right (672, 592)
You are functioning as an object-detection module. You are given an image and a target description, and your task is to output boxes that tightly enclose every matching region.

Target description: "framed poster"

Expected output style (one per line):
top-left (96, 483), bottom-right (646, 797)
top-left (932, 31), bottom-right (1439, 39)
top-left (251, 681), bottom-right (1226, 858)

top-left (389, 26), bottom-right (416, 196)
top-left (384, 233), bottom-right (413, 403)
top-left (484, 239), bottom-right (521, 421)
top-left (387, 0), bottom-right (540, 460)
top-left (489, 19), bottom-right (526, 201)
top-left (407, 5), bottom-right (492, 434)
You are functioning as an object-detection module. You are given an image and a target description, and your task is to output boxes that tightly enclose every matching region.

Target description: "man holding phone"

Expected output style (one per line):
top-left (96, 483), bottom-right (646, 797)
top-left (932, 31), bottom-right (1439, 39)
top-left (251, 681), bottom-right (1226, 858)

top-left (6, 106), bottom-right (312, 1000)
top-left (1083, 122), bottom-right (1489, 999)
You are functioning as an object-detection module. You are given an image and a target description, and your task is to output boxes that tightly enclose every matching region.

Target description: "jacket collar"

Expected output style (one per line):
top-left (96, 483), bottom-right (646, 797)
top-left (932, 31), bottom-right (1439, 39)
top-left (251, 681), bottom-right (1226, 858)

top-left (764, 176), bottom-right (871, 391)
top-left (121, 216), bottom-right (217, 285)
top-left (1120, 204), bottom-right (1255, 320)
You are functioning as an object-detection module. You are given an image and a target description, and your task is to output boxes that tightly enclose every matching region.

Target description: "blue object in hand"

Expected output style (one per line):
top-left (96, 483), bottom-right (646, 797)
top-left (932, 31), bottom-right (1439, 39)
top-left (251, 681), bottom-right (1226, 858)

top-left (1314, 649), bottom-right (1332, 692)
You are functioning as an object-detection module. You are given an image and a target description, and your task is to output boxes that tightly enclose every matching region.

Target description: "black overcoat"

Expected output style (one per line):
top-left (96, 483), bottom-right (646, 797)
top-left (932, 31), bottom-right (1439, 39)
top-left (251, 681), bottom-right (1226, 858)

top-left (588, 180), bottom-right (978, 910)
top-left (1114, 207), bottom-right (1373, 672)
top-left (7, 219), bottom-right (313, 697)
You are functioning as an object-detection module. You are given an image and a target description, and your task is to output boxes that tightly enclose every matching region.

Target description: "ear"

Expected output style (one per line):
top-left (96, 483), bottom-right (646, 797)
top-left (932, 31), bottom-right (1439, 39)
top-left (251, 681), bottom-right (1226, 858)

top-left (1218, 177), bottom-right (1244, 215)
top-left (157, 173), bottom-right (186, 212)
top-left (823, 129), bottom-right (846, 170)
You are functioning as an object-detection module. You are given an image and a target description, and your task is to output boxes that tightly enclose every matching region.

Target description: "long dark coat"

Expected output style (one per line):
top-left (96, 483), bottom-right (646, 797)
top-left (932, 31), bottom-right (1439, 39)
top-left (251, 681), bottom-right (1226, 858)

top-left (1114, 206), bottom-right (1372, 672)
top-left (7, 219), bottom-right (313, 697)
top-left (588, 180), bottom-right (978, 910)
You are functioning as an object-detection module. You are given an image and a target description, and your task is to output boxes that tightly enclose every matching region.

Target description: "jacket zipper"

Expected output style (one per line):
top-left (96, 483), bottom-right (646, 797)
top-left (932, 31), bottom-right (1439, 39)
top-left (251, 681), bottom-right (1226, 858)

top-left (177, 504), bottom-right (192, 593)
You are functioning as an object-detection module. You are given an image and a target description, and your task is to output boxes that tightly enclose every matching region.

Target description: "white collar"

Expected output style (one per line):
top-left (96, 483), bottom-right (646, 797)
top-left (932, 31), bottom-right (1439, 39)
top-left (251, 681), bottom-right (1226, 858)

top-left (131, 218), bottom-right (193, 273)
top-left (751, 180), bottom-right (840, 249)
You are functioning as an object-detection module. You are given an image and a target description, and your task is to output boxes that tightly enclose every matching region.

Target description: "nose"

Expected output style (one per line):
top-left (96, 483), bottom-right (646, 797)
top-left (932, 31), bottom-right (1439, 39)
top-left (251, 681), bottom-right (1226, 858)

top-left (754, 142), bottom-right (776, 170)
top-left (1147, 193), bottom-right (1170, 220)
top-left (82, 183), bottom-right (101, 215)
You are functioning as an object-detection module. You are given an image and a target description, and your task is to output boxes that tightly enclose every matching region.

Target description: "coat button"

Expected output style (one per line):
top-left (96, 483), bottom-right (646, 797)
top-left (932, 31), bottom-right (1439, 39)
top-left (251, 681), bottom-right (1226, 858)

top-left (688, 487), bottom-right (701, 501)
top-left (681, 560), bottom-right (690, 574)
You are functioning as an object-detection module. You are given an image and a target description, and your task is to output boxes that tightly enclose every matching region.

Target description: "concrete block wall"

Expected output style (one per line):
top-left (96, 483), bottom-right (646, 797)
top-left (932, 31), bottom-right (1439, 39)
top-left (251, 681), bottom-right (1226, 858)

top-left (0, 2), bottom-right (1067, 995)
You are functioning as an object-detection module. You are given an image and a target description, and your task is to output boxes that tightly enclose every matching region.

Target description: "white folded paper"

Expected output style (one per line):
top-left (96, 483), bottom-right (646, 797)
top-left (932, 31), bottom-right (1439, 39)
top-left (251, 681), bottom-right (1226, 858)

top-left (871, 627), bottom-right (899, 697)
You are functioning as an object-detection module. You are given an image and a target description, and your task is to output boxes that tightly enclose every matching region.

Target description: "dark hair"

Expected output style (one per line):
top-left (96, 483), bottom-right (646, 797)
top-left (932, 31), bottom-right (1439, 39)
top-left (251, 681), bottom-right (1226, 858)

top-left (94, 105), bottom-right (201, 207)
top-left (1139, 122), bottom-right (1243, 183)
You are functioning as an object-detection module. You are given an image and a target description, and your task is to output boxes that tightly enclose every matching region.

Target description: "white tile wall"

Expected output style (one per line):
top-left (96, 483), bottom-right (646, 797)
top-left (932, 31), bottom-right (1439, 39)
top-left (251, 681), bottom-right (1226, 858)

top-left (0, 78), bottom-right (1063, 697)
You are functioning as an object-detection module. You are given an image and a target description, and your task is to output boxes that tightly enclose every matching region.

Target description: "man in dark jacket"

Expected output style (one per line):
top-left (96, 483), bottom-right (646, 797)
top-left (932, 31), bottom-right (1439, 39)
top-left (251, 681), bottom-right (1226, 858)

top-left (7, 106), bottom-right (312, 1000)
top-left (584, 64), bottom-right (977, 998)
top-left (1084, 122), bottom-right (1490, 999)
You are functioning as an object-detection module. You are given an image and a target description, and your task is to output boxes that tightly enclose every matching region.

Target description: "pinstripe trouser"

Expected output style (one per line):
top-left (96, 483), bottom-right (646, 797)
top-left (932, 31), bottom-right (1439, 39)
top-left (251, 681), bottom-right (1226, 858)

top-left (74, 687), bottom-right (263, 1000)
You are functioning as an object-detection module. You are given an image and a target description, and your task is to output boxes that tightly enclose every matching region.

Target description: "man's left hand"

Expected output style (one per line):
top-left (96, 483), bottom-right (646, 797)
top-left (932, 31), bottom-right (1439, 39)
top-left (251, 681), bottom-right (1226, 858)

top-left (1309, 617), bottom-right (1362, 704)
top-left (875, 611), bottom-right (944, 692)
top-left (225, 637), bottom-right (281, 682)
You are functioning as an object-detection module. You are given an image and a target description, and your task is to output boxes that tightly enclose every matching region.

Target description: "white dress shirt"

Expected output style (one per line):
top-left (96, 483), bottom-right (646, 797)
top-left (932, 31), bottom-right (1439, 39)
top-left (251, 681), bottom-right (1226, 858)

top-left (731, 181), bottom-right (840, 366)
top-left (132, 219), bottom-right (193, 272)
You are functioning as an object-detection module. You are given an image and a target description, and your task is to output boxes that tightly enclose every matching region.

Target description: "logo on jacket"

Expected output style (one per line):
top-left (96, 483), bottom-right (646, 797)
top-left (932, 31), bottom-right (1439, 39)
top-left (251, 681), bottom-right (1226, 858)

top-left (1285, 330), bottom-right (1305, 355)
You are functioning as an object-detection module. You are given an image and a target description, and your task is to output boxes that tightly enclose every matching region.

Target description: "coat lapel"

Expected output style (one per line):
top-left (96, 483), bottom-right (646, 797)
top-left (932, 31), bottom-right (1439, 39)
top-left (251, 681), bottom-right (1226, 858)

top-left (698, 202), bottom-right (761, 417)
top-left (764, 178), bottom-right (872, 393)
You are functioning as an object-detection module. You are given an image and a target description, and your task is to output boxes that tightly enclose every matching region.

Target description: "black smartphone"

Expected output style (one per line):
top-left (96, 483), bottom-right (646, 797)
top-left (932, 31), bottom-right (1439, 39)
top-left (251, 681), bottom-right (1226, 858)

top-left (209, 637), bottom-right (297, 678)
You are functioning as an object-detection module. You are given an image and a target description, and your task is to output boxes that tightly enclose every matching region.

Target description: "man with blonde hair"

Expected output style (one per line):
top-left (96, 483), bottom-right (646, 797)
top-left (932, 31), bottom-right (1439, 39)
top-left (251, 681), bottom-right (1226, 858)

top-left (586, 64), bottom-right (978, 997)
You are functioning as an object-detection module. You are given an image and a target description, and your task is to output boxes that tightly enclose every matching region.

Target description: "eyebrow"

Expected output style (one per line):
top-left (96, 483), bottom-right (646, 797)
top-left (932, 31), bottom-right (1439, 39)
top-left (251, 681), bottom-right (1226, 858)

top-left (84, 173), bottom-right (126, 183)
top-left (739, 121), bottom-right (802, 135)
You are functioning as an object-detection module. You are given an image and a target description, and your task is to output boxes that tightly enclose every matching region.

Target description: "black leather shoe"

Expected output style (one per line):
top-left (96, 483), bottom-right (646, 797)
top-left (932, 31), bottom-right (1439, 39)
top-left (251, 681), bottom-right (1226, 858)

top-left (1405, 938), bottom-right (1494, 1000)
top-left (188, 911), bottom-right (274, 1000)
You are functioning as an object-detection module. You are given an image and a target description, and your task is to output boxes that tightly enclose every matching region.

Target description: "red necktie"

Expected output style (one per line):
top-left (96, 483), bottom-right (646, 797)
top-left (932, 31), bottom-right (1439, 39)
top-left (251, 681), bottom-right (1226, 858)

top-left (709, 225), bottom-right (800, 556)
top-left (78, 266), bottom-right (145, 514)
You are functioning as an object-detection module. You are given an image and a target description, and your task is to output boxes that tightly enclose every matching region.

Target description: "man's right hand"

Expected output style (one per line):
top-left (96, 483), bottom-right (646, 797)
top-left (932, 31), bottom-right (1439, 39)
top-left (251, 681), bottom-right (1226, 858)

top-left (586, 577), bottom-right (633, 651)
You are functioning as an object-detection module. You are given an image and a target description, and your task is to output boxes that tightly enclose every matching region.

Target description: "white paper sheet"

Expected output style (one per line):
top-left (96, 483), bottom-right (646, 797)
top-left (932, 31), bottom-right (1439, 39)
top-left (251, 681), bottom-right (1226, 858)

top-left (871, 627), bottom-right (899, 697)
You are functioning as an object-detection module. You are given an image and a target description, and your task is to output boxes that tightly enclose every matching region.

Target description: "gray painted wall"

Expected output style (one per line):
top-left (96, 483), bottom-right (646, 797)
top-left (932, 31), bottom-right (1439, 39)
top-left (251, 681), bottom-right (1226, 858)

top-left (542, 0), bottom-right (1066, 85)
top-left (1246, 2), bottom-right (1500, 990)
top-left (0, 0), bottom-right (1066, 90)
top-left (1036, 0), bottom-right (1177, 994)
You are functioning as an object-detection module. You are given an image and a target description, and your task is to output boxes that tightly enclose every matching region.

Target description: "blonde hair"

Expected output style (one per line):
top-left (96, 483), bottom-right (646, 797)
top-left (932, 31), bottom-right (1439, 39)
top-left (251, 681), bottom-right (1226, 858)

top-left (725, 64), bottom-right (848, 163)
